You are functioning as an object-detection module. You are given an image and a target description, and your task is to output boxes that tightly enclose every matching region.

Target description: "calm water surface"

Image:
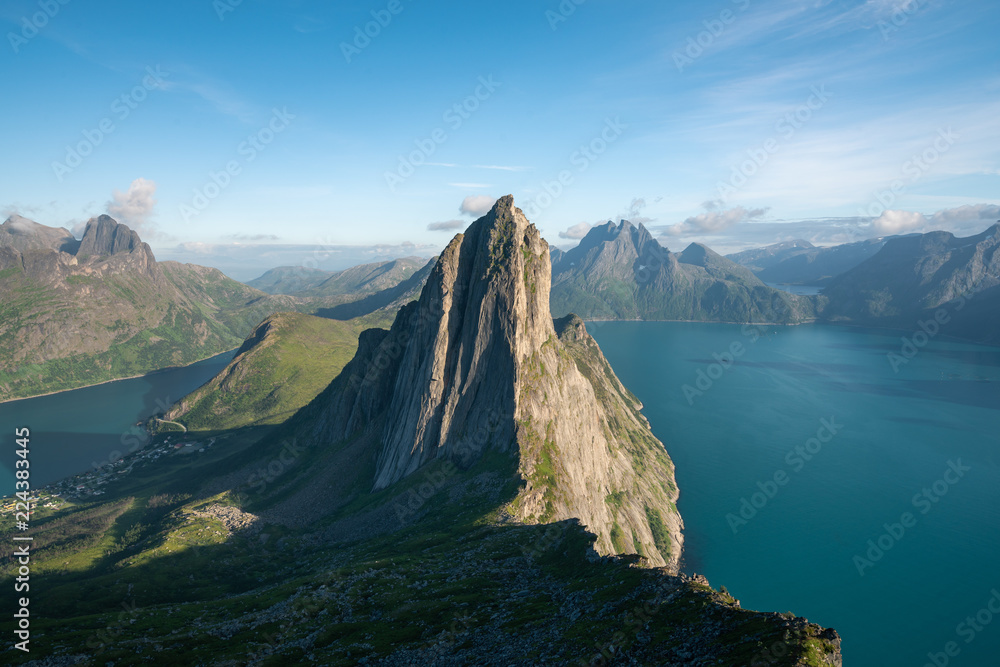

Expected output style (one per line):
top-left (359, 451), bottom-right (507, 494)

top-left (589, 321), bottom-right (1000, 667)
top-left (0, 351), bottom-right (235, 495)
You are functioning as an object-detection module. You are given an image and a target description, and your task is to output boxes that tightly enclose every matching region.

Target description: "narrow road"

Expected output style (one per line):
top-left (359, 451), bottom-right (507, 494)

top-left (156, 418), bottom-right (187, 433)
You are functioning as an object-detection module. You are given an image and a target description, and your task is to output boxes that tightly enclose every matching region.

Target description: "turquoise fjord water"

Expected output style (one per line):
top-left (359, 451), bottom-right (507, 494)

top-left (0, 350), bottom-right (236, 497)
top-left (589, 321), bottom-right (1000, 667)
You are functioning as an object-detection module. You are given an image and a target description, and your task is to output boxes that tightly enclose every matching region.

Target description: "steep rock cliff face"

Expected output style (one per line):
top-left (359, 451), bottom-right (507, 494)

top-left (315, 196), bottom-right (683, 569)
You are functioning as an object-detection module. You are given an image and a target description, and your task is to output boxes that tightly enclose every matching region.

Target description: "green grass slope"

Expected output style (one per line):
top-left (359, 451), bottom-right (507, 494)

top-left (0, 260), bottom-right (302, 402)
top-left (156, 312), bottom-right (364, 431)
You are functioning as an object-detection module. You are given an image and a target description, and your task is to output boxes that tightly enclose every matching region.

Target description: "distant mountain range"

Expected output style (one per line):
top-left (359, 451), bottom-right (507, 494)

top-left (0, 214), bottom-right (307, 400)
top-left (550, 220), bottom-right (815, 323)
top-left (0, 215), bottom-right (424, 401)
top-left (247, 257), bottom-right (428, 297)
top-left (820, 223), bottom-right (1000, 344)
top-left (5, 209), bottom-right (998, 404)
top-left (727, 236), bottom-right (888, 286)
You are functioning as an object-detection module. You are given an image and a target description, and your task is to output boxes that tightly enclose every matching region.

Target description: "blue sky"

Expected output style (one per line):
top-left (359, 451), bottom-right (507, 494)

top-left (2, 0), bottom-right (998, 277)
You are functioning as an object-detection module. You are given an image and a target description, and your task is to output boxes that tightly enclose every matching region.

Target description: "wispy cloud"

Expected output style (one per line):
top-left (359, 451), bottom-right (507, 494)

top-left (155, 64), bottom-right (260, 124)
top-left (292, 15), bottom-right (327, 34)
top-left (659, 203), bottom-right (769, 237)
top-left (459, 195), bottom-right (496, 217)
top-left (107, 178), bottom-right (159, 237)
top-left (472, 164), bottom-right (530, 172)
top-left (559, 222), bottom-right (594, 240)
top-left (427, 163), bottom-right (530, 172)
top-left (872, 203), bottom-right (1000, 235)
top-left (624, 197), bottom-right (655, 224)
top-left (427, 219), bottom-right (466, 232)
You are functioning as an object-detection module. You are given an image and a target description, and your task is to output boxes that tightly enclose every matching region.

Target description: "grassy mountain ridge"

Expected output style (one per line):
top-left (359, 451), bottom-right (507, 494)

top-left (0, 431), bottom-right (841, 665)
top-left (155, 312), bottom-right (365, 432)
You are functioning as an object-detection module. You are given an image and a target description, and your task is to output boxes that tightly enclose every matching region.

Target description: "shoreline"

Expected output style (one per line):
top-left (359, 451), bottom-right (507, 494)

top-left (0, 348), bottom-right (239, 406)
top-left (581, 318), bottom-right (1000, 347)
top-left (582, 318), bottom-right (816, 326)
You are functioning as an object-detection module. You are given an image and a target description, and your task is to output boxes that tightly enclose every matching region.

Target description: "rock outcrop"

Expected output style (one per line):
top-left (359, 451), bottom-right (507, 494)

top-left (313, 196), bottom-right (684, 569)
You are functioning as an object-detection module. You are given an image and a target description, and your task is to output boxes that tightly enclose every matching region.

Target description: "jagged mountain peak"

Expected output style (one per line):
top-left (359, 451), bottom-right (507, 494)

top-left (77, 215), bottom-right (145, 257)
top-left (366, 194), bottom-right (553, 489)
top-left (563, 219), bottom-right (667, 279)
top-left (305, 195), bottom-right (683, 568)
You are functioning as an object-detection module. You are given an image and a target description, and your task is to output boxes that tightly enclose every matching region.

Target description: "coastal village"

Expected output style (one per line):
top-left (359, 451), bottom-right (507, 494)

top-left (0, 432), bottom-right (220, 519)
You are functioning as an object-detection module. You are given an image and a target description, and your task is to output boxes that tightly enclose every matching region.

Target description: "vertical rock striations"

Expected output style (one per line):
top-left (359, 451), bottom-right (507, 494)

top-left (319, 196), bottom-right (684, 569)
